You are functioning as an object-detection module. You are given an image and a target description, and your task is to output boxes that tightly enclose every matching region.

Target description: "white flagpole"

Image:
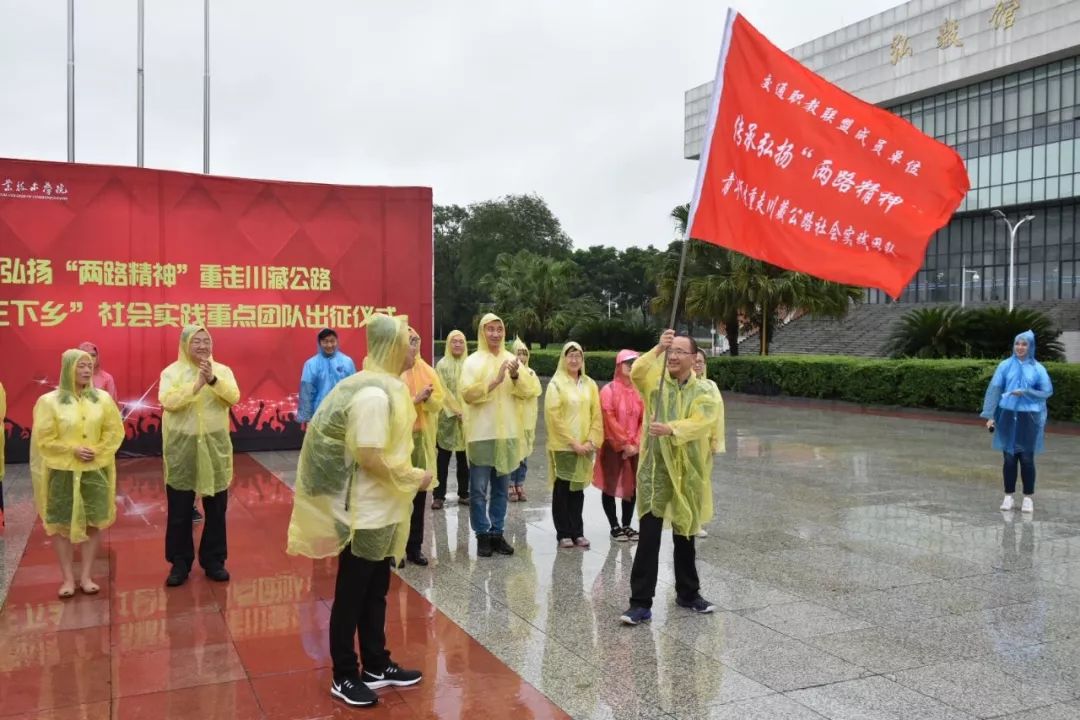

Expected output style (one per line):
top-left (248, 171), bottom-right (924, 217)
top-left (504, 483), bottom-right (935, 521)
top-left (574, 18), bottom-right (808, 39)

top-left (67, 0), bottom-right (75, 162)
top-left (203, 0), bottom-right (210, 174)
top-left (137, 0), bottom-right (145, 167)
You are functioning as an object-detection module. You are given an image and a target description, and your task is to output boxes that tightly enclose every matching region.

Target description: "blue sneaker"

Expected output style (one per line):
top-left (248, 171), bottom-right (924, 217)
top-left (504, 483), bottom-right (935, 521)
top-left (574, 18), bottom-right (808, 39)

top-left (620, 606), bottom-right (652, 626)
top-left (676, 595), bottom-right (717, 614)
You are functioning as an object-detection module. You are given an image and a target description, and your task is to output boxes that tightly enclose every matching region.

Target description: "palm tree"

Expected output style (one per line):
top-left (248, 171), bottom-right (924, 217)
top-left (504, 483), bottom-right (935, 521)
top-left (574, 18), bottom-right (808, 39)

top-left (481, 250), bottom-right (600, 346)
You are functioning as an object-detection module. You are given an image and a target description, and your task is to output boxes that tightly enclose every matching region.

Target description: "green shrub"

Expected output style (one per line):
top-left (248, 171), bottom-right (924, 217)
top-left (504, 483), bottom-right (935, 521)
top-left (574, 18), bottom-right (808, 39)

top-left (887, 306), bottom-right (1065, 361)
top-left (703, 355), bottom-right (1080, 422)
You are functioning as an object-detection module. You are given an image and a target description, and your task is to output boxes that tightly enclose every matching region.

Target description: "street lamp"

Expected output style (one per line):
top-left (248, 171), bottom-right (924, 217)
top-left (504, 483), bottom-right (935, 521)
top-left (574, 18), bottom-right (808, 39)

top-left (960, 266), bottom-right (980, 308)
top-left (992, 209), bottom-right (1036, 311)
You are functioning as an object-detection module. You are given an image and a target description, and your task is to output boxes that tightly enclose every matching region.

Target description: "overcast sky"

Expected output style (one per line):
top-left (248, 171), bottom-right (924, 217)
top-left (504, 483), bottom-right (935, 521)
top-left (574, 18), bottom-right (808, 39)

top-left (0, 0), bottom-right (903, 251)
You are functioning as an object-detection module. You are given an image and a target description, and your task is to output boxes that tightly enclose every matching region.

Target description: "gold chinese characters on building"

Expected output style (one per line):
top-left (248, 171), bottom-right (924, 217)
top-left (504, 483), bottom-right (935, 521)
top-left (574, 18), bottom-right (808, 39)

top-left (990, 0), bottom-right (1021, 30)
top-left (890, 34), bottom-right (913, 65)
top-left (937, 18), bottom-right (964, 49)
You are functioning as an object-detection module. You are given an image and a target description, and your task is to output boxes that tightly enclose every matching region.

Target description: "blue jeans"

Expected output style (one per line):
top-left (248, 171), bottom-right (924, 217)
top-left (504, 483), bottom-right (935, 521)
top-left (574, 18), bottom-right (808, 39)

top-left (510, 460), bottom-right (527, 488)
top-left (469, 465), bottom-right (510, 536)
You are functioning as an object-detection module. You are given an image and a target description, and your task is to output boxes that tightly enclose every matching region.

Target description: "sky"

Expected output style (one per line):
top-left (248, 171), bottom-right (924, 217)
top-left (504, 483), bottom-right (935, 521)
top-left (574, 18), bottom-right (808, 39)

top-left (0, 0), bottom-right (904, 251)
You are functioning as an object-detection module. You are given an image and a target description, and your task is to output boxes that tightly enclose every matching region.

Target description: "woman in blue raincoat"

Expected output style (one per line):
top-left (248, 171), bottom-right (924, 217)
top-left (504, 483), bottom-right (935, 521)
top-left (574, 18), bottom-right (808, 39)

top-left (981, 330), bottom-right (1053, 514)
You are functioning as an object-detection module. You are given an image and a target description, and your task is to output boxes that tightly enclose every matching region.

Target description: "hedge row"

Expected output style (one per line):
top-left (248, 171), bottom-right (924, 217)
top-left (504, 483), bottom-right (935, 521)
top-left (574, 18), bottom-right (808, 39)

top-left (520, 351), bottom-right (1080, 423)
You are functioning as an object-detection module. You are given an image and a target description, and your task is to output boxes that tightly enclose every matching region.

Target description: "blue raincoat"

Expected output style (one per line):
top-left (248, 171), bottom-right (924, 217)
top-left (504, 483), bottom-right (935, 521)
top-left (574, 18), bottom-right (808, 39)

top-left (980, 330), bottom-right (1053, 455)
top-left (297, 341), bottom-right (356, 423)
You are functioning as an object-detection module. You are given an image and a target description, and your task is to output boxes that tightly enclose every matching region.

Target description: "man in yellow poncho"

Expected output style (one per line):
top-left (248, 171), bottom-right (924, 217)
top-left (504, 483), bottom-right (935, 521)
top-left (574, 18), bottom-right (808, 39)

top-left (459, 313), bottom-right (542, 557)
top-left (31, 349), bottom-right (124, 598)
top-left (287, 314), bottom-right (429, 708)
top-left (159, 325), bottom-right (241, 587)
top-left (620, 330), bottom-right (721, 626)
top-left (432, 330), bottom-right (469, 510)
top-left (401, 327), bottom-right (445, 566)
top-left (509, 338), bottom-right (541, 502)
top-left (544, 342), bottom-right (602, 548)
top-left (693, 348), bottom-right (726, 539)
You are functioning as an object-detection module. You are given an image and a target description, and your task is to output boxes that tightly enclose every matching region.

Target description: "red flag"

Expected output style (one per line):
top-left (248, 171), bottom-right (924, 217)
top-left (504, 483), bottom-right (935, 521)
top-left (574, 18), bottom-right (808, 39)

top-left (688, 11), bottom-right (970, 298)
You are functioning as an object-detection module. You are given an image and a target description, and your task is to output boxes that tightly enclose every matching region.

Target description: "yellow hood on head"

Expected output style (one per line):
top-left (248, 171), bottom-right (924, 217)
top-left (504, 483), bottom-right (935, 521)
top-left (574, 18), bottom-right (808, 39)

top-left (364, 314), bottom-right (411, 375)
top-left (476, 313), bottom-right (506, 356)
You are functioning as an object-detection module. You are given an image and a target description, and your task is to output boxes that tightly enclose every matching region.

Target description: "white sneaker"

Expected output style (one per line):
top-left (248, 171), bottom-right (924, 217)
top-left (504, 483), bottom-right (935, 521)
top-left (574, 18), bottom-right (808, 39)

top-left (696, 528), bottom-right (709, 538)
top-left (1000, 495), bottom-right (1014, 511)
top-left (1021, 496), bottom-right (1034, 513)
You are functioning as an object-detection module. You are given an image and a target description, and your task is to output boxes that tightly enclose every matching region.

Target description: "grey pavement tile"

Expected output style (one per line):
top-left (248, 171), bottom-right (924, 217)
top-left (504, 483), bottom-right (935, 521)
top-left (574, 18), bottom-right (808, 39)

top-left (684, 693), bottom-right (827, 720)
top-left (660, 611), bottom-right (791, 662)
top-left (997, 701), bottom-right (1080, 719)
top-left (816, 587), bottom-right (953, 626)
top-left (889, 659), bottom-right (1073, 719)
top-left (806, 625), bottom-right (959, 673)
top-left (718, 637), bottom-right (867, 692)
top-left (739, 601), bottom-right (873, 639)
top-left (986, 638), bottom-right (1080, 693)
top-left (788, 676), bottom-right (978, 719)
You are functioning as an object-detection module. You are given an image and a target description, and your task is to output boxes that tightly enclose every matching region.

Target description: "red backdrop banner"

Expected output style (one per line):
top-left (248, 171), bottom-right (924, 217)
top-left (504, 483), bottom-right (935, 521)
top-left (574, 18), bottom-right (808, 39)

top-left (0, 158), bottom-right (433, 462)
top-left (689, 11), bottom-right (970, 298)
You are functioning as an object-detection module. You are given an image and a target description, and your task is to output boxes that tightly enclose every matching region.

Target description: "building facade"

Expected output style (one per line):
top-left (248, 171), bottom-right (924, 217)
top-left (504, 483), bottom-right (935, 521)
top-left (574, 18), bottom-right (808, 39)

top-left (684, 0), bottom-right (1080, 304)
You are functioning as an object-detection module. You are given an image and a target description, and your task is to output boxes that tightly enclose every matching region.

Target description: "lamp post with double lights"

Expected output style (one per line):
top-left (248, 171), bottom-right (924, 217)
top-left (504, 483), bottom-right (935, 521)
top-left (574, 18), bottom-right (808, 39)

top-left (992, 209), bottom-right (1036, 312)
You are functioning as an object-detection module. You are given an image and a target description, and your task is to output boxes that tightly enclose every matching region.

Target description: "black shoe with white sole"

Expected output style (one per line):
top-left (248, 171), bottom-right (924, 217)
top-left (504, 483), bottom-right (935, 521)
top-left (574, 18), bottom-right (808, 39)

top-left (330, 675), bottom-right (378, 707)
top-left (361, 662), bottom-right (423, 689)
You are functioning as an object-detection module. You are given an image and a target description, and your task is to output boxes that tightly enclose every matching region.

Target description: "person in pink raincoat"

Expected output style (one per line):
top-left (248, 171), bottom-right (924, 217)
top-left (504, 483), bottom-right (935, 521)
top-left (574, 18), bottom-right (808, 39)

top-left (77, 341), bottom-right (118, 401)
top-left (592, 349), bottom-right (644, 542)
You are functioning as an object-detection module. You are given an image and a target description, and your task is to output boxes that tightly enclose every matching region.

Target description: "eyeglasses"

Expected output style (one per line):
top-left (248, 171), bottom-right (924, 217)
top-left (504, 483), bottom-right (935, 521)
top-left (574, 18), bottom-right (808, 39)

top-left (409, 337), bottom-right (421, 347)
top-left (667, 349), bottom-right (693, 357)
top-left (190, 339), bottom-right (212, 347)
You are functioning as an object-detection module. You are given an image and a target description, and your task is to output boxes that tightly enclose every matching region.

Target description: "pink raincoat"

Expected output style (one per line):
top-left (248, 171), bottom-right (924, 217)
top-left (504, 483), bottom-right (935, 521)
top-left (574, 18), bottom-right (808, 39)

top-left (592, 349), bottom-right (644, 499)
top-left (78, 341), bottom-right (118, 401)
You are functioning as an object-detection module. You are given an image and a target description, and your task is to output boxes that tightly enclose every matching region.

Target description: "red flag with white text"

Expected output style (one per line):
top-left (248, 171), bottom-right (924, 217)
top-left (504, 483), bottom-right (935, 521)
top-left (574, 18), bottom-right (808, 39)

top-left (688, 10), bottom-right (969, 298)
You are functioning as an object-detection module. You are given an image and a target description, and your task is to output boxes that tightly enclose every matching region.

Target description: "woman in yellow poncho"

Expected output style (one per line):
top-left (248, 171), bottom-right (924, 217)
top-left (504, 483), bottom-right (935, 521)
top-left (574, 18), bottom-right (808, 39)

top-left (544, 342), bottom-right (602, 548)
top-left (620, 330), bottom-right (722, 627)
top-left (31, 349), bottom-right (124, 598)
top-left (159, 325), bottom-right (240, 587)
top-left (509, 338), bottom-right (541, 502)
top-left (400, 327), bottom-right (445, 566)
top-left (692, 349), bottom-right (726, 539)
top-left (287, 314), bottom-right (429, 707)
top-left (432, 330), bottom-right (469, 510)
top-left (459, 312), bottom-right (542, 558)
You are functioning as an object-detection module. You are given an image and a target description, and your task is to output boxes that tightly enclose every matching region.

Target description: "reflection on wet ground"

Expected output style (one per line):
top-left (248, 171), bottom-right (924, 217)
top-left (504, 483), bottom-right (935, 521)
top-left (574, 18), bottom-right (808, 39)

top-left (3, 397), bottom-right (1080, 718)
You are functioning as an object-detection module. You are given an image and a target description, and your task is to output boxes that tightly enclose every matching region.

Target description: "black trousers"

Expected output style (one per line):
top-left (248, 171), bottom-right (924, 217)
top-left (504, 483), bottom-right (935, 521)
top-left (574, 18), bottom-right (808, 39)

top-left (601, 493), bottom-right (636, 529)
top-left (406, 491), bottom-right (426, 556)
top-left (1003, 452), bottom-right (1036, 495)
top-left (551, 479), bottom-right (584, 540)
top-left (433, 448), bottom-right (469, 500)
top-left (629, 512), bottom-right (700, 609)
top-left (329, 549), bottom-right (392, 679)
top-left (165, 485), bottom-right (227, 571)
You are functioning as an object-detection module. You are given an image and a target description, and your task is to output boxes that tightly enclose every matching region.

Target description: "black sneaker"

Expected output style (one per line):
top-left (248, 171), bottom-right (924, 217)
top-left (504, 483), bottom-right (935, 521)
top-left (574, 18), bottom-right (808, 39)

top-left (490, 534), bottom-right (515, 555)
top-left (192, 505), bottom-right (203, 523)
top-left (165, 564), bottom-right (189, 587)
top-left (331, 675), bottom-right (378, 706)
top-left (610, 527), bottom-right (627, 542)
top-left (362, 662), bottom-right (422, 689)
top-left (622, 527), bottom-right (639, 542)
top-left (477, 534), bottom-right (493, 557)
top-left (619, 606), bottom-right (652, 626)
top-left (676, 595), bottom-right (717, 614)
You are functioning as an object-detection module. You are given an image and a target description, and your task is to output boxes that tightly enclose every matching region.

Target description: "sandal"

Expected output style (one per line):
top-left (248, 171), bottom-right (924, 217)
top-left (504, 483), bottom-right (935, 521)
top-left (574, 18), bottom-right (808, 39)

top-left (58, 584), bottom-right (76, 599)
top-left (79, 580), bottom-right (100, 595)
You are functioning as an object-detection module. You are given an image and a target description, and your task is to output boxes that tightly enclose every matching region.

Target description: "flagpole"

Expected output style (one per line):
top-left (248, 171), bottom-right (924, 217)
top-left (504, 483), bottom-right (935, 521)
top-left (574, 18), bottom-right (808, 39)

top-left (66, 0), bottom-right (75, 162)
top-left (137, 0), bottom-right (145, 167)
top-left (202, 0), bottom-right (210, 174)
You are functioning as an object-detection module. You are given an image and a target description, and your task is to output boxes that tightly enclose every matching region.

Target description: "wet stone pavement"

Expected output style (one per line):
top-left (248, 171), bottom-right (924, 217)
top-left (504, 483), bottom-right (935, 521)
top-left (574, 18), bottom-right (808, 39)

top-left (3, 395), bottom-right (1080, 718)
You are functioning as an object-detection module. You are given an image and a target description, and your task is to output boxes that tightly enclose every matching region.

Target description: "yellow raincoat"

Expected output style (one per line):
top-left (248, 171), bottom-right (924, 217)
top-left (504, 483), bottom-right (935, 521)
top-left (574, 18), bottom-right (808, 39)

top-left (435, 330), bottom-right (468, 453)
top-left (158, 325), bottom-right (240, 497)
top-left (632, 348), bottom-right (721, 536)
top-left (402, 329), bottom-right (445, 477)
top-left (460, 313), bottom-right (542, 476)
top-left (511, 338), bottom-right (541, 459)
top-left (544, 342), bottom-right (603, 491)
top-left (30, 350), bottom-right (124, 542)
top-left (287, 314), bottom-right (426, 563)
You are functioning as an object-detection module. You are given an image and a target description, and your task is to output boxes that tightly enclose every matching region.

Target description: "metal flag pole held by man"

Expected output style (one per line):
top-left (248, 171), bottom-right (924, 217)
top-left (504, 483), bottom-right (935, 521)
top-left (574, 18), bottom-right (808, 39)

top-left (653, 232), bottom-right (690, 421)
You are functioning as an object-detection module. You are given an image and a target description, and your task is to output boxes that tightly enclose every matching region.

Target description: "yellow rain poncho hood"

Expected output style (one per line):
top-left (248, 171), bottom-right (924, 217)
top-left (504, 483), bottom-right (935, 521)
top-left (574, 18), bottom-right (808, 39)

top-left (288, 314), bottom-right (427, 563)
top-left (31, 349), bottom-right (124, 542)
top-left (511, 337), bottom-right (541, 458)
top-left (402, 328), bottom-right (445, 475)
top-left (460, 314), bottom-right (542, 475)
top-left (631, 347), bottom-right (721, 536)
top-left (158, 325), bottom-right (241, 497)
top-left (435, 330), bottom-right (468, 452)
top-left (543, 342), bottom-right (603, 491)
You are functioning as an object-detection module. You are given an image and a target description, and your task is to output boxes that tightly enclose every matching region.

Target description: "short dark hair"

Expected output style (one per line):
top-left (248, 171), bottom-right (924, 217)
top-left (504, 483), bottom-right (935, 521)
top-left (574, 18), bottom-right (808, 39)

top-left (672, 332), bottom-right (698, 355)
top-left (318, 328), bottom-right (338, 342)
